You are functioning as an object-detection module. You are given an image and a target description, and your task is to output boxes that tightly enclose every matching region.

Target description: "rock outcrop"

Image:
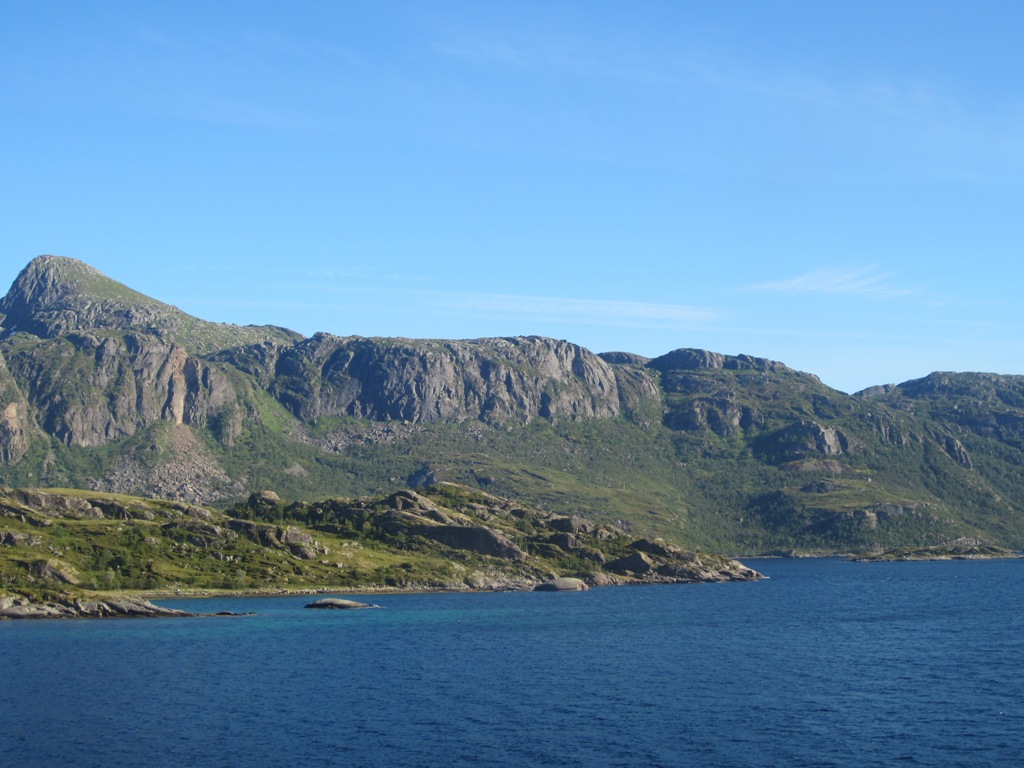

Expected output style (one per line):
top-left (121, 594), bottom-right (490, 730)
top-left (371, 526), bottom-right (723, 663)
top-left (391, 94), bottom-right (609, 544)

top-left (0, 255), bottom-right (300, 352)
top-left (305, 597), bottom-right (379, 609)
top-left (245, 333), bottom-right (645, 427)
top-left (0, 352), bottom-right (31, 465)
top-left (3, 332), bottom-right (240, 448)
top-left (605, 539), bottom-right (763, 583)
top-left (850, 542), bottom-right (1022, 561)
top-left (756, 420), bottom-right (854, 462)
top-left (0, 595), bottom-right (197, 619)
top-left (534, 576), bottom-right (589, 591)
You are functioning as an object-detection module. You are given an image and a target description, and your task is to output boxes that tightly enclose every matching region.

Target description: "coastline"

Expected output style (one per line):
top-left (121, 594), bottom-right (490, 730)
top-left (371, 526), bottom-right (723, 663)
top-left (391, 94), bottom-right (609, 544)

top-left (1, 566), bottom-right (767, 619)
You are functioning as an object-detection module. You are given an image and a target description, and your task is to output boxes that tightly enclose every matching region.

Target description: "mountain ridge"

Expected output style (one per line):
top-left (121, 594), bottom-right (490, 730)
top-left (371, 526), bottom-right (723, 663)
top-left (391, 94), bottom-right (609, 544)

top-left (1, 254), bottom-right (1022, 554)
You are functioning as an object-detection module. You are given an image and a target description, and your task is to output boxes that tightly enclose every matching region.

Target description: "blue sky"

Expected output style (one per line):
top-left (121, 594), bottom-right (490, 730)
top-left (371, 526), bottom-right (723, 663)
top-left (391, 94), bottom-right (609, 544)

top-left (3, 1), bottom-right (1023, 394)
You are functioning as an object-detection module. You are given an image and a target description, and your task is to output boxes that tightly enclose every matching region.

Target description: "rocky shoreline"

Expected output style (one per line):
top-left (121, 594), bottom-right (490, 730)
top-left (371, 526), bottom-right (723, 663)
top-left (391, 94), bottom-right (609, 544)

top-left (1, 595), bottom-right (200, 619)
top-left (1, 559), bottom-right (764, 619)
top-left (849, 543), bottom-right (1022, 562)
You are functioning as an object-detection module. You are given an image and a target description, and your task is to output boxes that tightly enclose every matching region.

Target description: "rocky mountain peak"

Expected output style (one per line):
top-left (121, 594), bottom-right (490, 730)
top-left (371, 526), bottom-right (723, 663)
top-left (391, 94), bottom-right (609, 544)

top-left (0, 254), bottom-right (177, 340)
top-left (647, 347), bottom-right (791, 374)
top-left (0, 255), bottom-right (302, 354)
top-left (4, 255), bottom-right (99, 305)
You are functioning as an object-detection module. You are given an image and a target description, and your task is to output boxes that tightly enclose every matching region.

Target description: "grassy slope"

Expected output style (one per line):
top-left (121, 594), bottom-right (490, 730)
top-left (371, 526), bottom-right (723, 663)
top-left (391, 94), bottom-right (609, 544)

top-left (5, 393), bottom-right (1022, 554)
top-left (0, 484), bottom-right (756, 603)
top-left (2, 258), bottom-right (1023, 555)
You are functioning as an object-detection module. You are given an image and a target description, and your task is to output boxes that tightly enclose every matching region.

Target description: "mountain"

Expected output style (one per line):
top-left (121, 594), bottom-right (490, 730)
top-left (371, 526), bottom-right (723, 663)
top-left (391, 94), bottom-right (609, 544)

top-left (0, 255), bottom-right (301, 352)
top-left (1, 255), bottom-right (1023, 554)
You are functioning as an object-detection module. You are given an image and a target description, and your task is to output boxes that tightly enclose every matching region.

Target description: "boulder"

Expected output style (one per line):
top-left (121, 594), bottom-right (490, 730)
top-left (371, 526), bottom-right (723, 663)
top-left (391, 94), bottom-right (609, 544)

top-left (534, 577), bottom-right (589, 592)
top-left (548, 514), bottom-right (600, 535)
top-left (306, 598), bottom-right (379, 610)
top-left (547, 532), bottom-right (581, 551)
top-left (605, 551), bottom-right (654, 576)
top-left (420, 525), bottom-right (527, 560)
top-left (289, 544), bottom-right (318, 560)
top-left (29, 558), bottom-right (80, 585)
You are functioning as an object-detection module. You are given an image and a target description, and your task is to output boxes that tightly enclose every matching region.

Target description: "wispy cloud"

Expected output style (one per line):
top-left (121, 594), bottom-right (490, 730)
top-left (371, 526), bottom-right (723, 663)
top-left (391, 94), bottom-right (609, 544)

top-left (211, 273), bottom-right (722, 330)
top-left (436, 29), bottom-right (674, 87)
top-left (435, 291), bottom-right (719, 328)
top-left (744, 267), bottom-right (911, 298)
top-left (184, 288), bottom-right (722, 335)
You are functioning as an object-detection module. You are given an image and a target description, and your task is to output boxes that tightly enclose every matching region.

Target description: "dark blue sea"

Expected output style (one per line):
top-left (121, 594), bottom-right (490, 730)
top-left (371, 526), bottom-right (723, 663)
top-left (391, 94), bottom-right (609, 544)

top-left (3, 557), bottom-right (1023, 767)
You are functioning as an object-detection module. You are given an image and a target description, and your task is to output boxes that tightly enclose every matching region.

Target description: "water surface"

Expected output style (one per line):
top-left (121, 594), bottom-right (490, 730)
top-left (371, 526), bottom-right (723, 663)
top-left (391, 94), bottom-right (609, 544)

top-left (3, 558), bottom-right (1022, 767)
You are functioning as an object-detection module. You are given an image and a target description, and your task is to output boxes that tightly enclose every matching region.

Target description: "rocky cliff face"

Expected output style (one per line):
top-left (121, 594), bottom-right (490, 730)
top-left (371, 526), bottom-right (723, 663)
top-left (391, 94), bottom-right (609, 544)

top-left (3, 255), bottom-right (1024, 553)
top-left (0, 351), bottom-right (31, 465)
top-left (649, 347), bottom-right (843, 440)
top-left (0, 256), bottom-right (169, 339)
top-left (231, 333), bottom-right (652, 426)
top-left (0, 257), bottom-right (664, 452)
top-left (0, 255), bottom-right (302, 353)
top-left (2, 331), bottom-right (240, 448)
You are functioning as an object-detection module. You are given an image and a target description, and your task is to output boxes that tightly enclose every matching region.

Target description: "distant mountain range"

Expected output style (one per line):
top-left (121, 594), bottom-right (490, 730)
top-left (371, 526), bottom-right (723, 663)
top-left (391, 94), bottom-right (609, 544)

top-left (2, 255), bottom-right (1023, 554)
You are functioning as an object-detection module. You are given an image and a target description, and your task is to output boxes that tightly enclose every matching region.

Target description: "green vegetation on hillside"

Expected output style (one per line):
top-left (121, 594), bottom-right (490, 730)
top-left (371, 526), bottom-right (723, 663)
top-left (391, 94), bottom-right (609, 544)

top-left (3, 255), bottom-right (1024, 556)
top-left (0, 484), bottom-right (760, 605)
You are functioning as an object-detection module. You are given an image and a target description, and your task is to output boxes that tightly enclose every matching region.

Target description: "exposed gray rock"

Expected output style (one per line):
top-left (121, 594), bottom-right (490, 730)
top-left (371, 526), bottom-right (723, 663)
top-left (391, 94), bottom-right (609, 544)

top-left (598, 351), bottom-right (650, 366)
top-left (12, 490), bottom-right (99, 519)
top-left (0, 530), bottom-right (43, 547)
top-left (0, 256), bottom-right (300, 457)
top-left (0, 352), bottom-right (31, 465)
top-left (248, 490), bottom-right (282, 513)
top-left (80, 599), bottom-right (189, 617)
top-left (228, 519), bottom-right (284, 548)
top-left (0, 603), bottom-right (65, 618)
top-left (407, 465), bottom-right (438, 488)
top-left (630, 538), bottom-right (693, 560)
top-left (854, 383), bottom-right (896, 398)
top-left (5, 255), bottom-right (1024, 558)
top-left (850, 543), bottom-right (1021, 562)
top-left (28, 558), bottom-right (80, 584)
top-left (256, 333), bottom-right (632, 427)
top-left (759, 420), bottom-right (854, 461)
top-left (0, 596), bottom-right (198, 619)
top-left (289, 545), bottom-right (318, 560)
top-left (941, 434), bottom-right (973, 468)
top-left (648, 348), bottom-right (789, 374)
top-left (534, 577), bottom-right (589, 592)
top-left (4, 331), bottom-right (239, 448)
top-left (226, 520), bottom-right (325, 558)
top-left (162, 521), bottom-right (237, 548)
top-left (385, 490), bottom-right (443, 515)
top-left (419, 525), bottom-right (527, 561)
top-left (605, 551), bottom-right (654, 576)
top-left (306, 597), bottom-right (379, 610)
top-left (547, 514), bottom-right (602, 535)
top-left (546, 532), bottom-right (581, 551)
